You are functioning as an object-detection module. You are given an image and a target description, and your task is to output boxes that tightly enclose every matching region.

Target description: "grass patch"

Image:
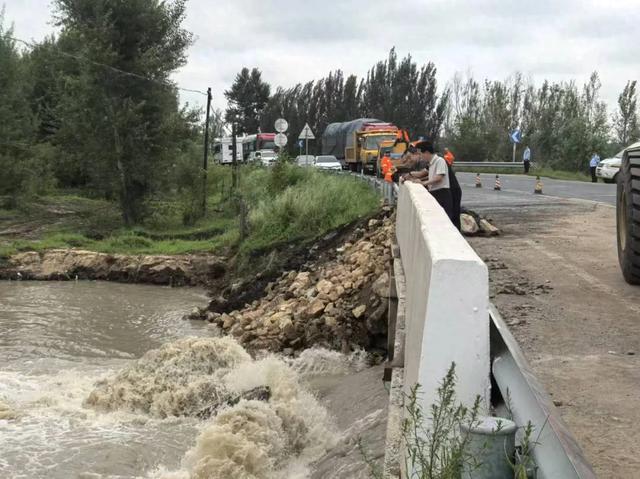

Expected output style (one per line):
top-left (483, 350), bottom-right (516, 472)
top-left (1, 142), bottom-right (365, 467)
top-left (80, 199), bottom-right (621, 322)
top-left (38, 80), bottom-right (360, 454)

top-left (240, 165), bottom-right (379, 254)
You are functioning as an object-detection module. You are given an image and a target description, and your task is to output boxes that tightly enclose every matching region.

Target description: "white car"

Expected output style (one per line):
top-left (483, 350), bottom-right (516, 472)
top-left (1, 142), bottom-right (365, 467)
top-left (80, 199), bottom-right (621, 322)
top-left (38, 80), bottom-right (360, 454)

top-left (249, 149), bottom-right (277, 166)
top-left (597, 142), bottom-right (640, 183)
top-left (313, 155), bottom-right (342, 171)
top-left (296, 155), bottom-right (315, 167)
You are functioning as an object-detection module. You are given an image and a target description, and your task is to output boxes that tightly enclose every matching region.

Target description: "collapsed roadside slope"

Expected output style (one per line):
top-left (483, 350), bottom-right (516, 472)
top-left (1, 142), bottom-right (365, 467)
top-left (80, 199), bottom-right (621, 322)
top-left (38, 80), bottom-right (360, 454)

top-left (193, 209), bottom-right (396, 355)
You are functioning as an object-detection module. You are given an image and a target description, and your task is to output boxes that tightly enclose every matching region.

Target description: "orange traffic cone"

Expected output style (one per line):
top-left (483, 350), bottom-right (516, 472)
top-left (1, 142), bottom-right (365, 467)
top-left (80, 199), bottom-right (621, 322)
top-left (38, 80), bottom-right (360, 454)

top-left (494, 175), bottom-right (502, 191)
top-left (475, 173), bottom-right (482, 188)
top-left (534, 176), bottom-right (543, 194)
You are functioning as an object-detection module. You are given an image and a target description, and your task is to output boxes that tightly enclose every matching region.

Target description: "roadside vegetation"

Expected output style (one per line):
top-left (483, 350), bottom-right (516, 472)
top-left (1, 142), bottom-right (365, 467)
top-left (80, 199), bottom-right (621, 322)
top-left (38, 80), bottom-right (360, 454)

top-left (361, 364), bottom-right (539, 479)
top-left (0, 164), bottom-right (379, 259)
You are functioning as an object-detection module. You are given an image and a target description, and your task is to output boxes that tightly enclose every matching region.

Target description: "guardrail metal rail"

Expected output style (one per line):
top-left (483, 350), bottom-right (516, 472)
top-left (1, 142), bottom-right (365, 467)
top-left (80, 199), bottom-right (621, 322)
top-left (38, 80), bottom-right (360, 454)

top-left (328, 169), bottom-right (399, 205)
top-left (456, 161), bottom-right (528, 169)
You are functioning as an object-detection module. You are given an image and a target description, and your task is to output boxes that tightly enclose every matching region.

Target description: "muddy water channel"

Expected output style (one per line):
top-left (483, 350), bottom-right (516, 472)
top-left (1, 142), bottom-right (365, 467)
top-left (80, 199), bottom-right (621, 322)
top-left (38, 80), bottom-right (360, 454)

top-left (0, 281), bottom-right (210, 478)
top-left (0, 281), bottom-right (380, 479)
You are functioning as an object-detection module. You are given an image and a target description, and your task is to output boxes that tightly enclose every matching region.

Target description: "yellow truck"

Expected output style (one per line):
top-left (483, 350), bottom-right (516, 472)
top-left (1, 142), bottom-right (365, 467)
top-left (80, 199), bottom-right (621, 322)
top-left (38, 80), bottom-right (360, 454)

top-left (321, 119), bottom-right (398, 173)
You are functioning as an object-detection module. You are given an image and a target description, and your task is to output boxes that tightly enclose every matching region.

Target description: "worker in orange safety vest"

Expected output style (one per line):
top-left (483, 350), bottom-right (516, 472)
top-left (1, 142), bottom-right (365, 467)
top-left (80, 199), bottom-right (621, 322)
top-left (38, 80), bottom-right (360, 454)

top-left (381, 153), bottom-right (393, 182)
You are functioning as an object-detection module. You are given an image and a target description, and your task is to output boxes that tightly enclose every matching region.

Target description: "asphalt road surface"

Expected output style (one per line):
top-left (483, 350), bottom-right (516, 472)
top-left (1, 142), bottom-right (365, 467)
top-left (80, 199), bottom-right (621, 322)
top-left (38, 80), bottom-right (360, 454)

top-left (457, 172), bottom-right (616, 207)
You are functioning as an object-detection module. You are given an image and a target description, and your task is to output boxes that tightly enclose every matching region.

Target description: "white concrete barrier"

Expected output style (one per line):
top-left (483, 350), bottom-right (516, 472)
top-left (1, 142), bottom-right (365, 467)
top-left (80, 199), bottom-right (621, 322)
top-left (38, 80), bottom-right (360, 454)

top-left (396, 183), bottom-right (490, 413)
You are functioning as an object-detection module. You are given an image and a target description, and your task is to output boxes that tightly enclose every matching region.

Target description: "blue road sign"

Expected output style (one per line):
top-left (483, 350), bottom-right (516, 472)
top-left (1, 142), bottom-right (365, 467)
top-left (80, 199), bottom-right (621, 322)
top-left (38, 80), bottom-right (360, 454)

top-left (298, 140), bottom-right (304, 148)
top-left (510, 129), bottom-right (522, 144)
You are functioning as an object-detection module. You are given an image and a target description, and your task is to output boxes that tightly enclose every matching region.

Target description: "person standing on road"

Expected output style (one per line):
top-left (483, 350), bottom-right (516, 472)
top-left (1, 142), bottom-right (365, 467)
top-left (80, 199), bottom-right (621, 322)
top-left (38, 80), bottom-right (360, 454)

top-left (401, 141), bottom-right (456, 226)
top-left (590, 152), bottom-right (600, 183)
top-left (523, 146), bottom-right (531, 173)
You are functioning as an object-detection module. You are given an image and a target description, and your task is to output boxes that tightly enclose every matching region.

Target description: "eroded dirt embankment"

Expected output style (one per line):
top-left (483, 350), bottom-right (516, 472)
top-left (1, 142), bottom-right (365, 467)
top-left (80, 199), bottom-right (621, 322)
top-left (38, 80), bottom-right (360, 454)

top-left (0, 249), bottom-right (227, 286)
top-left (190, 210), bottom-right (396, 356)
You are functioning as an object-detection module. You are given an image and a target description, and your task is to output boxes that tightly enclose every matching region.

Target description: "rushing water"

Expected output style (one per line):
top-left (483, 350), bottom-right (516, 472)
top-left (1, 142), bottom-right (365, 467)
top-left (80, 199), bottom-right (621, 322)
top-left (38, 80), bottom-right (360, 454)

top-left (0, 281), bottom-right (366, 479)
top-left (0, 281), bottom-right (212, 478)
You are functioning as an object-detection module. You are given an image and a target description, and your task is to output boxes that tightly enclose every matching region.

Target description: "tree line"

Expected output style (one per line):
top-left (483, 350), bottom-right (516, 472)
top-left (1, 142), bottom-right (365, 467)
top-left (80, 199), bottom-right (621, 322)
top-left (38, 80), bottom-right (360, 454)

top-left (0, 1), bottom-right (201, 225)
top-left (3, 0), bottom-right (639, 226)
top-left (444, 72), bottom-right (637, 168)
top-left (225, 53), bottom-right (639, 170)
top-left (225, 48), bottom-right (449, 154)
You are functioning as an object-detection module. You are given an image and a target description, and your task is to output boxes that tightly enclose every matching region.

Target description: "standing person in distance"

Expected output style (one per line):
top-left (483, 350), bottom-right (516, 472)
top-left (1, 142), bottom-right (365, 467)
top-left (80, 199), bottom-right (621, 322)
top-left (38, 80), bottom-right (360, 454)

top-left (590, 152), bottom-right (600, 183)
top-left (523, 146), bottom-right (531, 174)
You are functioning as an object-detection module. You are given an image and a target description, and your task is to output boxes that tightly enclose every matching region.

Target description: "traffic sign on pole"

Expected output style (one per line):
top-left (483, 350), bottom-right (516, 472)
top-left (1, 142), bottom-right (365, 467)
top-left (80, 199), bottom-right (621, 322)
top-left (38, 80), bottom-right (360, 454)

top-left (275, 118), bottom-right (288, 133)
top-left (298, 123), bottom-right (315, 159)
top-left (274, 133), bottom-right (288, 148)
top-left (298, 123), bottom-right (315, 140)
top-left (510, 129), bottom-right (521, 162)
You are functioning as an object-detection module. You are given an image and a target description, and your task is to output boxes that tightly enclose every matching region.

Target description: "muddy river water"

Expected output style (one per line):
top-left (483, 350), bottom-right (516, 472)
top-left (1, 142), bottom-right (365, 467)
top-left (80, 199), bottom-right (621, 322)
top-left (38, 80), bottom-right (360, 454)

top-left (0, 281), bottom-right (377, 479)
top-left (0, 281), bottom-right (211, 478)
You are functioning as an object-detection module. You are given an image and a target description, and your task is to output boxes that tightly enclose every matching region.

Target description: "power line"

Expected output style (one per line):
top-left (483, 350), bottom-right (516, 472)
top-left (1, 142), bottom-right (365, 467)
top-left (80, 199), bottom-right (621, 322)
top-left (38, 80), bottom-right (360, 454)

top-left (9, 35), bottom-right (208, 97)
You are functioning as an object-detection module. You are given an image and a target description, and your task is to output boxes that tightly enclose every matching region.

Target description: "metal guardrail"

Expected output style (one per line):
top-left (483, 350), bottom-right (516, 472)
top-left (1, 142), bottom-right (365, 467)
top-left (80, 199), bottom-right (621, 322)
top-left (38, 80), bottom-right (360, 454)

top-left (327, 169), bottom-right (398, 205)
top-left (457, 161), bottom-right (527, 169)
top-left (490, 305), bottom-right (596, 479)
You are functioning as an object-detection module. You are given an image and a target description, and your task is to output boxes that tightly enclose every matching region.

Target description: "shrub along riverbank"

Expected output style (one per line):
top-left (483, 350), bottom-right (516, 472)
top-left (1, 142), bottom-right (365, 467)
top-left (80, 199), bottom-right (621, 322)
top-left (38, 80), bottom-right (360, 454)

top-left (0, 164), bottom-right (379, 262)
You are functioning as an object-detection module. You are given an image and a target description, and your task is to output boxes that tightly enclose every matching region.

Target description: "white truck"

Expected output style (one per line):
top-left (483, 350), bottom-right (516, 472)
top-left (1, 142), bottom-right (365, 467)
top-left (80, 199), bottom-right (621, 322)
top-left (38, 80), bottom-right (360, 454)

top-left (213, 137), bottom-right (243, 165)
top-left (617, 143), bottom-right (640, 284)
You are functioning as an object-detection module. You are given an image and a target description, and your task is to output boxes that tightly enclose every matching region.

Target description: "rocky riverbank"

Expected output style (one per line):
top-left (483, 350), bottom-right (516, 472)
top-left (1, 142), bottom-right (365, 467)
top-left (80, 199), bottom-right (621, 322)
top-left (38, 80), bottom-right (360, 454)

top-left (190, 212), bottom-right (395, 355)
top-left (0, 249), bottom-right (227, 285)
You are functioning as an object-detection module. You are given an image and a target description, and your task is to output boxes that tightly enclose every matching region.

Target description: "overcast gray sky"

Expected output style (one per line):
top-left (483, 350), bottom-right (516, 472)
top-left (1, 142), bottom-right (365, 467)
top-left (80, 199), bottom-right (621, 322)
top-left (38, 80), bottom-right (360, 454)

top-left (6, 0), bottom-right (640, 112)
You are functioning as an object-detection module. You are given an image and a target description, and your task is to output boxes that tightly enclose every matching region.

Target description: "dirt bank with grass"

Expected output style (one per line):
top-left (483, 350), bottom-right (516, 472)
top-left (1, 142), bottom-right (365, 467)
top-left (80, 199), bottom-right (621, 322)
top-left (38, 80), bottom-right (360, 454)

top-left (0, 249), bottom-right (227, 285)
top-left (1, 164), bottom-right (381, 286)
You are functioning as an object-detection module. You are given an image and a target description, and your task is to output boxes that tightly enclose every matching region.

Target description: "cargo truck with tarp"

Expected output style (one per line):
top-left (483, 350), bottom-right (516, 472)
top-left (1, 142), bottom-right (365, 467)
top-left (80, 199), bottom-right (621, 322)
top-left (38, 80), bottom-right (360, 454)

top-left (321, 119), bottom-right (398, 173)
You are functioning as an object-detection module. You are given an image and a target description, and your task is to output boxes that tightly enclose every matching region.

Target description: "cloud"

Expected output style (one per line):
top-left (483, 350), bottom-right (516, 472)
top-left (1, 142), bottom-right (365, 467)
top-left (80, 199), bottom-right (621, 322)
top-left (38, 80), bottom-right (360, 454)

top-left (5, 0), bottom-right (640, 111)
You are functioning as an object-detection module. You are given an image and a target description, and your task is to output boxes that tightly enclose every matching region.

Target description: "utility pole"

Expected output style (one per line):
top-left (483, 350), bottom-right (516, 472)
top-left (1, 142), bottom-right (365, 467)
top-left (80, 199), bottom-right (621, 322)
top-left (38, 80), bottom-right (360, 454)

top-left (231, 122), bottom-right (238, 190)
top-left (202, 87), bottom-right (212, 215)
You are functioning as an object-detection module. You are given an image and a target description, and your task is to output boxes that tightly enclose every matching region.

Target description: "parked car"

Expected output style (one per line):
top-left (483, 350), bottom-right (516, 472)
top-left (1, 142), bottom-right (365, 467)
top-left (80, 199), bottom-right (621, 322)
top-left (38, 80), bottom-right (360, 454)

top-left (249, 149), bottom-right (277, 166)
top-left (597, 150), bottom-right (623, 183)
top-left (313, 155), bottom-right (342, 171)
top-left (597, 142), bottom-right (640, 183)
top-left (295, 155), bottom-right (315, 167)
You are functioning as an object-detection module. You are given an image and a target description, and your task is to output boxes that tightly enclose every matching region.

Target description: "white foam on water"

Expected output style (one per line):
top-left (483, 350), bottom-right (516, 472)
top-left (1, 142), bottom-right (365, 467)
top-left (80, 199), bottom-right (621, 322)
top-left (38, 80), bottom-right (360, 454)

top-left (3, 335), bottom-right (366, 478)
top-left (150, 350), bottom-right (341, 479)
top-left (85, 336), bottom-right (252, 418)
top-left (288, 347), bottom-right (369, 377)
top-left (0, 364), bottom-right (201, 478)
